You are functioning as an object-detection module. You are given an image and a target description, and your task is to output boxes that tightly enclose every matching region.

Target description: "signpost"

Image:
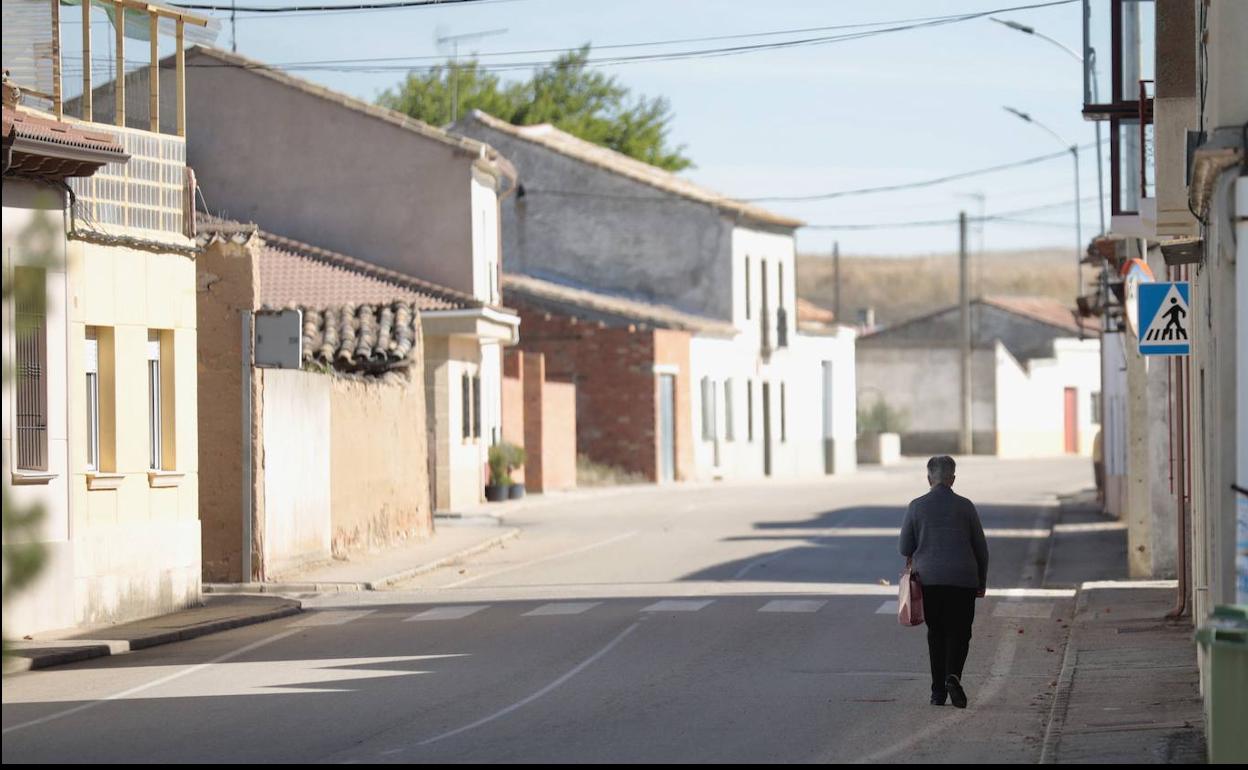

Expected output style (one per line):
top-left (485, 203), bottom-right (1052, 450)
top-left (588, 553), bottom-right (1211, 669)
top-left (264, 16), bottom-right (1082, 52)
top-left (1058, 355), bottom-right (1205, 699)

top-left (1137, 282), bottom-right (1190, 357)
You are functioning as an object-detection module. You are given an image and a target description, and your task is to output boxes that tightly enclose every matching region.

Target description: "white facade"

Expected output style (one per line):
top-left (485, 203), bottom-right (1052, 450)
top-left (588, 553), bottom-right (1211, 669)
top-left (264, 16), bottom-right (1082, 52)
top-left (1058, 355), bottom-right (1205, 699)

top-left (995, 338), bottom-right (1101, 458)
top-left (688, 225), bottom-right (857, 481)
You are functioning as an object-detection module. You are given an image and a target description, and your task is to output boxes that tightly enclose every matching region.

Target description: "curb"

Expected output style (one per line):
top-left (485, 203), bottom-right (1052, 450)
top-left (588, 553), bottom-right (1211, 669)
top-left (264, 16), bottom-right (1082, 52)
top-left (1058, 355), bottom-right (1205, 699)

top-left (204, 527), bottom-right (522, 594)
top-left (1039, 591), bottom-right (1080, 764)
top-left (4, 601), bottom-right (303, 674)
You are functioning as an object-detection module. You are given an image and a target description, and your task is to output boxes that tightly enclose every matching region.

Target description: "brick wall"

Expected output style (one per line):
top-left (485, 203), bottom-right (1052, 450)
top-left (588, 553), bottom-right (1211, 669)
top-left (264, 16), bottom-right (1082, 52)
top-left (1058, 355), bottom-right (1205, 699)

top-left (501, 350), bottom-right (526, 484)
top-left (510, 300), bottom-right (692, 482)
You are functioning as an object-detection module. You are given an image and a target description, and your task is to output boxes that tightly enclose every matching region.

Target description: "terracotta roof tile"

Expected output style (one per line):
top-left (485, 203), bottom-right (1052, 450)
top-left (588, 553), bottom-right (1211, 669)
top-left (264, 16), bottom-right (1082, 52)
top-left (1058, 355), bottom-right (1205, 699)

top-left (196, 213), bottom-right (480, 313)
top-left (298, 301), bottom-right (421, 376)
top-left (464, 110), bottom-right (803, 230)
top-left (2, 106), bottom-right (129, 180)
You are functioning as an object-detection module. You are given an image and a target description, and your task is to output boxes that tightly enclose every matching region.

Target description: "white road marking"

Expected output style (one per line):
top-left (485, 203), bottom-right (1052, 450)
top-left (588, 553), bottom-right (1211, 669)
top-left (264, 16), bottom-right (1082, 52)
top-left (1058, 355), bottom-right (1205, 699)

top-left (641, 599), bottom-right (714, 613)
top-left (523, 602), bottom-right (601, 617)
top-left (759, 599), bottom-right (827, 613)
top-left (875, 600), bottom-right (899, 615)
top-left (290, 610), bottom-right (376, 627)
top-left (2, 628), bottom-right (302, 735)
top-left (404, 606), bottom-right (488, 622)
top-left (442, 531), bottom-right (639, 588)
top-left (993, 601), bottom-right (1054, 618)
top-left (416, 621), bottom-right (642, 746)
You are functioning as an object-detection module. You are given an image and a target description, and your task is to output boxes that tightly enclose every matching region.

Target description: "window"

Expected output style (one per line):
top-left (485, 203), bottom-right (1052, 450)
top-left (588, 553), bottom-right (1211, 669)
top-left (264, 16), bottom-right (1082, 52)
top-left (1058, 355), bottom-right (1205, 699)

top-left (747, 380), bottom-right (754, 442)
top-left (462, 372), bottom-right (472, 440)
top-left (700, 377), bottom-right (718, 442)
top-left (147, 333), bottom-right (163, 470)
top-left (780, 382), bottom-right (788, 442)
top-left (724, 380), bottom-right (735, 442)
top-left (777, 263), bottom-right (788, 348)
top-left (744, 256), bottom-right (751, 320)
top-left (86, 333), bottom-right (100, 471)
top-left (1091, 392), bottom-right (1102, 425)
top-left (473, 374), bottom-right (482, 439)
top-left (14, 267), bottom-right (47, 471)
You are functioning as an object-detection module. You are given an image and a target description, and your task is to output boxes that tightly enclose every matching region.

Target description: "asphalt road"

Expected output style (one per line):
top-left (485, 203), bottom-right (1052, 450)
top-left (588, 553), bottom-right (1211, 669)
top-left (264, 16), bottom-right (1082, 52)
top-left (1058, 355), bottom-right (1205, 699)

top-left (2, 456), bottom-right (1090, 763)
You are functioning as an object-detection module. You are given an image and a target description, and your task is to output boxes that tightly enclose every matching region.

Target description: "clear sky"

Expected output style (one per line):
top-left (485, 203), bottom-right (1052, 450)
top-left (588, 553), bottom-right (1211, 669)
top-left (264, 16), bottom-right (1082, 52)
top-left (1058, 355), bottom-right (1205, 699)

top-left (189, 0), bottom-right (1105, 256)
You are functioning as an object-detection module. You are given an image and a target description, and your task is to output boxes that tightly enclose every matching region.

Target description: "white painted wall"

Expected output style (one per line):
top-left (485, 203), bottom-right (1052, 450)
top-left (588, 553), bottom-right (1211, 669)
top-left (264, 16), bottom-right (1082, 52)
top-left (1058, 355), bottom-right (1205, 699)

top-left (471, 175), bottom-right (501, 305)
top-left (995, 338), bottom-right (1101, 458)
top-left (731, 226), bottom-right (796, 342)
top-left (791, 329), bottom-right (858, 475)
top-left (261, 369), bottom-right (332, 577)
top-left (2, 191), bottom-right (75, 636)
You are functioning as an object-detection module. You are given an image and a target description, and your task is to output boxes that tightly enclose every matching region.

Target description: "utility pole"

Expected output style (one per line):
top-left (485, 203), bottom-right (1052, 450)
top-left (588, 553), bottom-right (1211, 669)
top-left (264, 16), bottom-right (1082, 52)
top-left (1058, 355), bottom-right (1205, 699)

top-left (231, 0), bottom-right (237, 52)
top-left (832, 241), bottom-right (841, 322)
top-left (959, 211), bottom-right (972, 456)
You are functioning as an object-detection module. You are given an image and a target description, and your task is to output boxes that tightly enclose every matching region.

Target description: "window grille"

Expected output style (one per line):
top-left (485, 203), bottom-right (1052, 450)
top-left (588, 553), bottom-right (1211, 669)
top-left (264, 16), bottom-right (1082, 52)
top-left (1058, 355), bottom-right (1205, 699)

top-left (148, 333), bottom-right (162, 470)
top-left (14, 267), bottom-right (48, 471)
top-left (86, 333), bottom-right (100, 470)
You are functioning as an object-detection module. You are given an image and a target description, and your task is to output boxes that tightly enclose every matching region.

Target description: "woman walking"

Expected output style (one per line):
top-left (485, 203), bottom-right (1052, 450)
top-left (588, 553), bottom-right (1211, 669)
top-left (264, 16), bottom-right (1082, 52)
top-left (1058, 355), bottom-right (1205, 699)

top-left (899, 455), bottom-right (990, 708)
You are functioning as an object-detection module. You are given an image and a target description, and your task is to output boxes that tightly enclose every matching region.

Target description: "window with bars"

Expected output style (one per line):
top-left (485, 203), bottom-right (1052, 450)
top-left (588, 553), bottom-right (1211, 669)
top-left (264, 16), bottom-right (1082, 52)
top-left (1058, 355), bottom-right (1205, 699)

top-left (724, 379), bottom-right (735, 442)
top-left (14, 267), bottom-right (48, 471)
top-left (700, 377), bottom-right (718, 442)
top-left (462, 372), bottom-right (471, 441)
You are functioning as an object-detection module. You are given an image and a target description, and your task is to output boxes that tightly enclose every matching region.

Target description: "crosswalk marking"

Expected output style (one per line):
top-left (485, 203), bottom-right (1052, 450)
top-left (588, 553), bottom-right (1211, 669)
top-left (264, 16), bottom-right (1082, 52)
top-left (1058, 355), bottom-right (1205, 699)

top-left (992, 601), bottom-right (1054, 619)
top-left (404, 606), bottom-right (489, 622)
top-left (759, 599), bottom-right (827, 613)
top-left (875, 600), bottom-right (899, 615)
top-left (523, 602), bottom-right (602, 617)
top-left (640, 599), bottom-right (714, 613)
top-left (291, 610), bottom-right (376, 627)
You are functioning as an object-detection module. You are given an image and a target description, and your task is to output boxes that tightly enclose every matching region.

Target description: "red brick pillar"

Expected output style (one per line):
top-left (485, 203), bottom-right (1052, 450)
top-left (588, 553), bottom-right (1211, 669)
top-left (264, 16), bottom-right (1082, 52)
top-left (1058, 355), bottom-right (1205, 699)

top-left (523, 352), bottom-right (546, 492)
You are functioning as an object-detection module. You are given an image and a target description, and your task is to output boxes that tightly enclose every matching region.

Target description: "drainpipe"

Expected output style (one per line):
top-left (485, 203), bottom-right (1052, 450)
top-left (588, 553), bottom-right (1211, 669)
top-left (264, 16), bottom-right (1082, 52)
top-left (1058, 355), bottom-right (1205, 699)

top-left (1167, 348), bottom-right (1188, 619)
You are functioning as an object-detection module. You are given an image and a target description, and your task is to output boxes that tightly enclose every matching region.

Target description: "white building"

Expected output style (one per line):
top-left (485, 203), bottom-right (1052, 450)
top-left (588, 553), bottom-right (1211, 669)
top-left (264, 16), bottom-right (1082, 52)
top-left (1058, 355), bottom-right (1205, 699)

top-left (455, 111), bottom-right (858, 481)
top-left (856, 297), bottom-right (1100, 458)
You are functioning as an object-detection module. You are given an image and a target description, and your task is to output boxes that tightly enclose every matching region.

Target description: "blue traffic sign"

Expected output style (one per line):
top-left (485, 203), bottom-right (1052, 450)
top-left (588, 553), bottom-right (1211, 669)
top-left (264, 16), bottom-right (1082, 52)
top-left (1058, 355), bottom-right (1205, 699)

top-left (1137, 282), bottom-right (1190, 356)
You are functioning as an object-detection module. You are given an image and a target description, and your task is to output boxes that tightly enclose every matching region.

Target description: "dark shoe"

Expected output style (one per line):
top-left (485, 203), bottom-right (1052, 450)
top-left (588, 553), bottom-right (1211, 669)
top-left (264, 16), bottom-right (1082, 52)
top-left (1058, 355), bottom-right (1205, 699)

top-left (930, 691), bottom-right (947, 706)
top-left (945, 674), bottom-right (968, 709)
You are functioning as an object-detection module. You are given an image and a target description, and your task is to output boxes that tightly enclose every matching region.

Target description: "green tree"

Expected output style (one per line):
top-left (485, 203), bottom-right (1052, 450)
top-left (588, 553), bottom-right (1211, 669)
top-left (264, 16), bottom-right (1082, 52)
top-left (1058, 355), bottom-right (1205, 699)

top-left (378, 45), bottom-right (692, 171)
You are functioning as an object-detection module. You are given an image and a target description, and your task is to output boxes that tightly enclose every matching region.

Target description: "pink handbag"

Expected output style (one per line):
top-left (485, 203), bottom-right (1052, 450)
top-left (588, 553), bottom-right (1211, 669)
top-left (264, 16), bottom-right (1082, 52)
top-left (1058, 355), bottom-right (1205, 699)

top-left (898, 560), bottom-right (925, 627)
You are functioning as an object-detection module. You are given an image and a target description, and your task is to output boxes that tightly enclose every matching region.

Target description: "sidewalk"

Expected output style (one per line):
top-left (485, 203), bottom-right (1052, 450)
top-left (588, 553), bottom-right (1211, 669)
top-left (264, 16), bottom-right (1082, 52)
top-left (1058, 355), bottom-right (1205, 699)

top-left (4, 594), bottom-right (301, 674)
top-left (1040, 492), bottom-right (1205, 763)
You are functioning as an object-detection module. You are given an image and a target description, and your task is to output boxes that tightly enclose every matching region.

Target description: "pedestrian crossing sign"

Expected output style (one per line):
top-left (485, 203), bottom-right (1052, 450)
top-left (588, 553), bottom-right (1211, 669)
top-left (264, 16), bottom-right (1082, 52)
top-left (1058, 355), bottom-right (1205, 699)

top-left (1137, 282), bottom-right (1190, 356)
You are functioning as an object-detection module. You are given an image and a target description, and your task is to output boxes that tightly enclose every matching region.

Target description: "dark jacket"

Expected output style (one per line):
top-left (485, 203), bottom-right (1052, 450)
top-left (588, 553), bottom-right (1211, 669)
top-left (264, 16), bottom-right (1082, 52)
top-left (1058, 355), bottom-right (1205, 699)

top-left (899, 484), bottom-right (989, 590)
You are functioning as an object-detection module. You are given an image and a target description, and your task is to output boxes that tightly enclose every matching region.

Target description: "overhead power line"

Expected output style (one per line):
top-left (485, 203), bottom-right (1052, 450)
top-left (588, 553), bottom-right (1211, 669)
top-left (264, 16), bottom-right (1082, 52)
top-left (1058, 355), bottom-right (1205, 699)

top-left (178, 0), bottom-right (1077, 71)
top-left (743, 141), bottom-right (1102, 203)
top-left (169, 0), bottom-right (495, 12)
top-left (803, 195), bottom-right (1102, 231)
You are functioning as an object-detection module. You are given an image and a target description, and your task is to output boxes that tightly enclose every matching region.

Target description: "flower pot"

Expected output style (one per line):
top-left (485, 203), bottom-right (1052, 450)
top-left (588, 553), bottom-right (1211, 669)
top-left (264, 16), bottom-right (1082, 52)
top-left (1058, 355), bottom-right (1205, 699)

top-left (484, 484), bottom-right (508, 502)
top-left (508, 483), bottom-right (525, 500)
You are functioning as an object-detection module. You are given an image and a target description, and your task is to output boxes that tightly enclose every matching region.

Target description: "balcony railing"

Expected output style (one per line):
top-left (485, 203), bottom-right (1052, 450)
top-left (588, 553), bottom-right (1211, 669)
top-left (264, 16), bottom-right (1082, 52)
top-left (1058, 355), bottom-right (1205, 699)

top-left (2, 0), bottom-right (213, 136)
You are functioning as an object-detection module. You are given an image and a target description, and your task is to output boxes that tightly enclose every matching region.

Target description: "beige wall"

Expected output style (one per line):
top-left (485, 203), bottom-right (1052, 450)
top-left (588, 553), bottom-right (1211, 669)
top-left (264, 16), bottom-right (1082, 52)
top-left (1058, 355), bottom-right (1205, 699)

top-left (425, 333), bottom-right (488, 511)
top-left (329, 372), bottom-right (432, 556)
top-left (65, 231), bottom-right (201, 627)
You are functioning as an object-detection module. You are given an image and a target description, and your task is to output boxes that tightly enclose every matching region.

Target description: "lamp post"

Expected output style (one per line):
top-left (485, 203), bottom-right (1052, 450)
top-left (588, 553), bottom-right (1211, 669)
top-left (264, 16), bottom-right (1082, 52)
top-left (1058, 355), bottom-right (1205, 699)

top-left (1004, 106), bottom-right (1083, 298)
top-left (991, 17), bottom-right (1105, 238)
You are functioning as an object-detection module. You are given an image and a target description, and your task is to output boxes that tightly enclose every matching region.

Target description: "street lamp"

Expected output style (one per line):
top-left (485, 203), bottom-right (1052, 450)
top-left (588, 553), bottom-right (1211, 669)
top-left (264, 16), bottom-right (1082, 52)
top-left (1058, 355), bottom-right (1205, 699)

top-left (1003, 106), bottom-right (1083, 298)
top-left (991, 17), bottom-right (1105, 238)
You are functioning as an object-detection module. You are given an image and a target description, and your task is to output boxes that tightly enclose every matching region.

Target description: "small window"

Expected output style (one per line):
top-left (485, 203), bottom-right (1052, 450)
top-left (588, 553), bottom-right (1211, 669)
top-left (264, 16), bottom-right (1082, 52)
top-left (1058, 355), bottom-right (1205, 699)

top-left (744, 256), bottom-right (751, 321)
top-left (147, 332), bottom-right (163, 470)
top-left (724, 379), bottom-right (735, 442)
top-left (1091, 392), bottom-right (1102, 425)
top-left (780, 382), bottom-right (788, 443)
top-left (747, 380), bottom-right (754, 442)
top-left (700, 377), bottom-right (718, 442)
top-left (86, 333), bottom-right (100, 471)
top-left (462, 372), bottom-right (472, 440)
top-left (473, 375), bottom-right (482, 439)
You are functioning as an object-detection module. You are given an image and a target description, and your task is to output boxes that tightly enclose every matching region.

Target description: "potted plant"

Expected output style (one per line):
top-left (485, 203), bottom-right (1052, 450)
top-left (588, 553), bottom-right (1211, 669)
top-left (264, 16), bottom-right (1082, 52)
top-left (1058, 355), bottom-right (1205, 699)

top-left (503, 443), bottom-right (527, 499)
top-left (856, 399), bottom-right (907, 465)
top-left (485, 444), bottom-right (510, 502)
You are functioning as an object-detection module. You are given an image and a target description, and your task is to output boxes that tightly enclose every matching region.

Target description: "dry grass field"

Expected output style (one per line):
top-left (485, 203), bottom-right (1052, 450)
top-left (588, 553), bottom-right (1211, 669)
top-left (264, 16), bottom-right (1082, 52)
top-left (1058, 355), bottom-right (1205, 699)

top-left (796, 248), bottom-right (1085, 328)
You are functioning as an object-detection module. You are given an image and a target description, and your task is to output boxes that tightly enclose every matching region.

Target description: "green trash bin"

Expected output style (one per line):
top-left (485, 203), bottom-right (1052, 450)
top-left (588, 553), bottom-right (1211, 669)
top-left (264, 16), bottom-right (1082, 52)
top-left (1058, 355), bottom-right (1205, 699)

top-left (1196, 605), bottom-right (1248, 764)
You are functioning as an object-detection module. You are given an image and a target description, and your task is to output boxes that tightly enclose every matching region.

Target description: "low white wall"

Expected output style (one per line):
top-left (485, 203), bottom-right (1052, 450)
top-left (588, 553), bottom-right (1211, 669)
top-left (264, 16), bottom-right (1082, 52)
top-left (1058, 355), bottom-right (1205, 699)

top-left (261, 369), bottom-right (331, 576)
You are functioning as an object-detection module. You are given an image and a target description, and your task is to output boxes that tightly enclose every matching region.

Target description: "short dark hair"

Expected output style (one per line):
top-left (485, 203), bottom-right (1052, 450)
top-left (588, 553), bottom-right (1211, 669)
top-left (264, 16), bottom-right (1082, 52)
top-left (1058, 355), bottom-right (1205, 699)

top-left (927, 455), bottom-right (956, 483)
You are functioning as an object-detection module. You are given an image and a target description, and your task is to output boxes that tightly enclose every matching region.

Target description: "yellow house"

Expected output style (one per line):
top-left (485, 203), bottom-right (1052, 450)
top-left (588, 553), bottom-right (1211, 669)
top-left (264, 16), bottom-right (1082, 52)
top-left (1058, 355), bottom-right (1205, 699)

top-left (2, 0), bottom-right (207, 635)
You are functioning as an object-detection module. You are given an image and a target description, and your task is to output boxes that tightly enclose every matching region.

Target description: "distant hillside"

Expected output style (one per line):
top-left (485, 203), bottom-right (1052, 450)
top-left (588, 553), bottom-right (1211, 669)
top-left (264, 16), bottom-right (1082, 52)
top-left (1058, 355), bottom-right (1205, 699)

top-left (796, 248), bottom-right (1082, 328)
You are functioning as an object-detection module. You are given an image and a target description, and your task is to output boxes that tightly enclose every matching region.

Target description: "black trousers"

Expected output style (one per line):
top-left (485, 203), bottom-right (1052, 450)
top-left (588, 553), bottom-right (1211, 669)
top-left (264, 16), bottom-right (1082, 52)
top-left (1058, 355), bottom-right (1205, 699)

top-left (923, 585), bottom-right (978, 693)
